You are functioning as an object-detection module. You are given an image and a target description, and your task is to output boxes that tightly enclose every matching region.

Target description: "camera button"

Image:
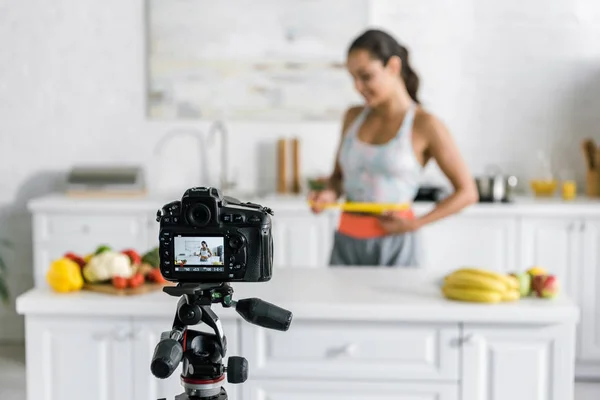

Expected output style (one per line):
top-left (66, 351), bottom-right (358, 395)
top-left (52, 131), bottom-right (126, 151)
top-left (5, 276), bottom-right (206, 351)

top-left (164, 217), bottom-right (171, 223)
top-left (233, 214), bottom-right (244, 223)
top-left (222, 214), bottom-right (233, 223)
top-left (173, 217), bottom-right (179, 223)
top-left (249, 215), bottom-right (260, 223)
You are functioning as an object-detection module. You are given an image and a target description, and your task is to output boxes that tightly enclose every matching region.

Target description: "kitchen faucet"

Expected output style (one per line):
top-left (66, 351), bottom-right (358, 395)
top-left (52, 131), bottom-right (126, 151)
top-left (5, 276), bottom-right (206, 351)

top-left (207, 119), bottom-right (237, 193)
top-left (153, 127), bottom-right (213, 186)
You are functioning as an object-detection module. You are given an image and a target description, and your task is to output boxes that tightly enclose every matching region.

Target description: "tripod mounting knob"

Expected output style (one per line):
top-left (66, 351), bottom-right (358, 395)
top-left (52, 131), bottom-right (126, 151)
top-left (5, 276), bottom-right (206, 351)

top-left (227, 356), bottom-right (248, 384)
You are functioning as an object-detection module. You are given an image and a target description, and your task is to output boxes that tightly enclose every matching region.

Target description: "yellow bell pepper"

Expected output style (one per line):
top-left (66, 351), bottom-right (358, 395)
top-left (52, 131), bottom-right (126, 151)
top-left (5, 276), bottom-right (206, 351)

top-left (46, 257), bottom-right (84, 293)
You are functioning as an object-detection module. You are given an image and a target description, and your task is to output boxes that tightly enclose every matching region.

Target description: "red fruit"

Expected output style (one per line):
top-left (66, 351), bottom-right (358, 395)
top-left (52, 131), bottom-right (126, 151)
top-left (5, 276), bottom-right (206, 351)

top-left (127, 273), bottom-right (145, 288)
top-left (532, 275), bottom-right (560, 298)
top-left (112, 276), bottom-right (128, 290)
top-left (64, 252), bottom-right (86, 269)
top-left (121, 249), bottom-right (142, 265)
top-left (147, 268), bottom-right (166, 283)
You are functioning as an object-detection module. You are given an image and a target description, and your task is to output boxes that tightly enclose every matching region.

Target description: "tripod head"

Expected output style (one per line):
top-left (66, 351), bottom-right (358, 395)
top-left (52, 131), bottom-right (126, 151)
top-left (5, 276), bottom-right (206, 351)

top-left (151, 282), bottom-right (293, 400)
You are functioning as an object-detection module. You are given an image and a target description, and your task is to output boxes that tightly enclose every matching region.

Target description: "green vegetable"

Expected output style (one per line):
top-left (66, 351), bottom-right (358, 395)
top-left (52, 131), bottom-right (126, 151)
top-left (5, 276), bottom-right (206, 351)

top-left (95, 244), bottom-right (112, 255)
top-left (141, 247), bottom-right (160, 268)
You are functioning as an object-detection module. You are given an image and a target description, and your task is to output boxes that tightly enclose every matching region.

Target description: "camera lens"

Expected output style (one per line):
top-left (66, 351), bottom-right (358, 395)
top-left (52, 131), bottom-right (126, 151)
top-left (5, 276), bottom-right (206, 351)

top-left (186, 203), bottom-right (211, 227)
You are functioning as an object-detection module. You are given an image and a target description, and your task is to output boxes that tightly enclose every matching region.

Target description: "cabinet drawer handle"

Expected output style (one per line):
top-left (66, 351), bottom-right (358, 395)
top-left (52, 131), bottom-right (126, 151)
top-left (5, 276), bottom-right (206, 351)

top-left (326, 343), bottom-right (359, 358)
top-left (113, 327), bottom-right (131, 341)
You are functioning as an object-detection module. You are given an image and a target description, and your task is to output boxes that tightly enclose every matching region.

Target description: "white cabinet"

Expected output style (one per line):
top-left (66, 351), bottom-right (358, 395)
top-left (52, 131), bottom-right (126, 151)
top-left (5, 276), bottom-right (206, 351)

top-left (519, 217), bottom-right (582, 295)
top-left (22, 312), bottom-right (576, 400)
top-left (518, 216), bottom-right (600, 377)
top-left (418, 215), bottom-right (518, 273)
top-left (243, 380), bottom-right (459, 400)
top-left (271, 211), bottom-right (338, 268)
top-left (461, 324), bottom-right (576, 400)
top-left (241, 320), bottom-right (460, 382)
top-left (580, 219), bottom-right (600, 362)
top-left (24, 316), bottom-right (135, 400)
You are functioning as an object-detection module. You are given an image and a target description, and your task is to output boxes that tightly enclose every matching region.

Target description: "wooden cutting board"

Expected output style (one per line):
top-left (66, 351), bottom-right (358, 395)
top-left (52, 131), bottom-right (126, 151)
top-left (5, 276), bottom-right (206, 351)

top-left (83, 282), bottom-right (172, 296)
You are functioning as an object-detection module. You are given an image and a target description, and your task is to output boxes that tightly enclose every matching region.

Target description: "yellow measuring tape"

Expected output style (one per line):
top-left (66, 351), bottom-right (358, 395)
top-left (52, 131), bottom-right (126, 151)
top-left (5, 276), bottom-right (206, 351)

top-left (307, 201), bottom-right (411, 214)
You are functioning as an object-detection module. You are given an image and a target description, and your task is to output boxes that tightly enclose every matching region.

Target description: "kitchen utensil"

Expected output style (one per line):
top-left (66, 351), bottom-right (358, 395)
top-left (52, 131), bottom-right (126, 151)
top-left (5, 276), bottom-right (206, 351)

top-left (291, 138), bottom-right (301, 194)
top-left (475, 166), bottom-right (518, 202)
top-left (307, 201), bottom-right (411, 214)
top-left (582, 139), bottom-right (596, 171)
top-left (277, 138), bottom-right (287, 194)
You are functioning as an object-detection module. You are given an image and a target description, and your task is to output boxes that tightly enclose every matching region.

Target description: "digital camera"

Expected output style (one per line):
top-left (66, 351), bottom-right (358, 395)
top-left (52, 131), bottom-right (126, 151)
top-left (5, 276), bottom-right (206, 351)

top-left (155, 187), bottom-right (274, 283)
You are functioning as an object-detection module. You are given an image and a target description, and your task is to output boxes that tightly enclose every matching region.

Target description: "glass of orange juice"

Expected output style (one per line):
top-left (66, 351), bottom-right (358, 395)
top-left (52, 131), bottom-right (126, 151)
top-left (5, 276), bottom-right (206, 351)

top-left (559, 169), bottom-right (577, 200)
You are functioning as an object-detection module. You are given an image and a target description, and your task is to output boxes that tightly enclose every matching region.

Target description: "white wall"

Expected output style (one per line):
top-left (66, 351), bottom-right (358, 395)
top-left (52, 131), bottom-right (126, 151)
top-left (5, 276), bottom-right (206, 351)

top-left (1, 0), bottom-right (600, 341)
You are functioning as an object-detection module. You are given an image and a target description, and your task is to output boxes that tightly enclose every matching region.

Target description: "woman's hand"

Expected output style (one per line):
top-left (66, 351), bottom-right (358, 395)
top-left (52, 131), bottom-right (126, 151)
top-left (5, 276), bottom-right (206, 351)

top-left (378, 212), bottom-right (422, 234)
top-left (308, 189), bottom-right (338, 214)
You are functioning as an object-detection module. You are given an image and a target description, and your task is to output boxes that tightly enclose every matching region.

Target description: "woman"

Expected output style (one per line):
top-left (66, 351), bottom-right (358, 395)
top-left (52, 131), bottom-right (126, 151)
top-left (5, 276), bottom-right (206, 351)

top-left (309, 29), bottom-right (478, 267)
top-left (199, 241), bottom-right (212, 261)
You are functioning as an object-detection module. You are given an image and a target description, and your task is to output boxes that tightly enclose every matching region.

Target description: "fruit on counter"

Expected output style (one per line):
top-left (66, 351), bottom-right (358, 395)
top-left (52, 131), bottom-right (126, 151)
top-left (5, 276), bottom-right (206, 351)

top-left (112, 276), bottom-right (128, 290)
top-left (94, 244), bottom-right (112, 255)
top-left (441, 267), bottom-right (521, 304)
top-left (509, 271), bottom-right (532, 297)
top-left (444, 270), bottom-right (508, 293)
top-left (442, 285), bottom-right (503, 303)
top-left (449, 268), bottom-right (517, 291)
top-left (141, 247), bottom-right (160, 268)
top-left (83, 251), bottom-right (133, 283)
top-left (532, 274), bottom-right (560, 298)
top-left (46, 258), bottom-right (84, 293)
top-left (121, 249), bottom-right (142, 265)
top-left (63, 252), bottom-right (86, 269)
top-left (84, 253), bottom-right (94, 264)
top-left (501, 289), bottom-right (520, 302)
top-left (527, 266), bottom-right (547, 277)
top-left (127, 273), bottom-right (145, 289)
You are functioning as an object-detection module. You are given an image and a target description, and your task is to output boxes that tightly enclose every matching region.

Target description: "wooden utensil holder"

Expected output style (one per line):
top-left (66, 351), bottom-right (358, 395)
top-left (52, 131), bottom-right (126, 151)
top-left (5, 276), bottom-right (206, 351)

top-left (277, 138), bottom-right (288, 194)
top-left (586, 170), bottom-right (600, 197)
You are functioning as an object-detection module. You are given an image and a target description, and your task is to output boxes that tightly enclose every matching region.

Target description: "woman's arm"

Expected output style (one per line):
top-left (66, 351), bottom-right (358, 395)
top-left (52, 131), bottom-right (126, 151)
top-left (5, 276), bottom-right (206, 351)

top-left (415, 115), bottom-right (479, 228)
top-left (380, 114), bottom-right (478, 233)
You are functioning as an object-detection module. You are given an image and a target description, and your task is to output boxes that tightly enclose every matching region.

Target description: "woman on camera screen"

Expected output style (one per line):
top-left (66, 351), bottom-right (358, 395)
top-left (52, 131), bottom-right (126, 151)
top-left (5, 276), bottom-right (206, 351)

top-left (308, 29), bottom-right (478, 267)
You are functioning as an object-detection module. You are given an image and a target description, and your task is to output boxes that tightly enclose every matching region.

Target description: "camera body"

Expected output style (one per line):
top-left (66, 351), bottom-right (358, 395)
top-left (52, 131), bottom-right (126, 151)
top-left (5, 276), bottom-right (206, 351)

top-left (156, 187), bottom-right (274, 284)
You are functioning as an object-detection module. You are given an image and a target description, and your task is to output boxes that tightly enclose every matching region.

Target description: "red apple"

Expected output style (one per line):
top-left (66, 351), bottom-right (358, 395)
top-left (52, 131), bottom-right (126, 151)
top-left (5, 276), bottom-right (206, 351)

top-left (532, 275), bottom-right (560, 298)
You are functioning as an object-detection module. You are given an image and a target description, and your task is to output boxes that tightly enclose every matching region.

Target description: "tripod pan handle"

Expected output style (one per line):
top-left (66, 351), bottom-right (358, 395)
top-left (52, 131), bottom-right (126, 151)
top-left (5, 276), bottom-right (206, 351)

top-left (235, 298), bottom-right (293, 331)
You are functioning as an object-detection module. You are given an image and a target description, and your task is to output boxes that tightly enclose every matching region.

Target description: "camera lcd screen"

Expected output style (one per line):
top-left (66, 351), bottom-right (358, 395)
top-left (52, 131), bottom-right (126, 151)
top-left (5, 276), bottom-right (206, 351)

top-left (173, 236), bottom-right (225, 273)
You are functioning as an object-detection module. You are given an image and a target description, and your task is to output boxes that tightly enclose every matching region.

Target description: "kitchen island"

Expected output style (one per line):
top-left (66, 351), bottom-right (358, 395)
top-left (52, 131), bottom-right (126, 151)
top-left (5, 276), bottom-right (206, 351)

top-left (16, 267), bottom-right (579, 400)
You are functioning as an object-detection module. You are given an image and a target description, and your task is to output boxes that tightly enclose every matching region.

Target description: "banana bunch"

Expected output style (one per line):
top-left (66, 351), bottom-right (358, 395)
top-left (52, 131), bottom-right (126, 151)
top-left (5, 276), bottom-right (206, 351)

top-left (441, 268), bottom-right (520, 304)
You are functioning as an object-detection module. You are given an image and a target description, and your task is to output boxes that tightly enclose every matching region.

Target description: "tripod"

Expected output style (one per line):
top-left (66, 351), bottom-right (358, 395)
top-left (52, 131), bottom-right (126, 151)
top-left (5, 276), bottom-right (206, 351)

top-left (151, 282), bottom-right (293, 400)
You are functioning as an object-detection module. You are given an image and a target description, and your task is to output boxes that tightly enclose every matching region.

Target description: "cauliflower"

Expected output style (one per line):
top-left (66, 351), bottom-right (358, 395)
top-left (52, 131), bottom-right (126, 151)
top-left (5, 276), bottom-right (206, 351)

top-left (83, 251), bottom-right (133, 283)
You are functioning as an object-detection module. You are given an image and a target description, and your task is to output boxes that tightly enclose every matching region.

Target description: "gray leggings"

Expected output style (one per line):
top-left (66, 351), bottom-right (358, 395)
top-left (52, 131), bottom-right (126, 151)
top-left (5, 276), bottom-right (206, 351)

top-left (329, 230), bottom-right (420, 267)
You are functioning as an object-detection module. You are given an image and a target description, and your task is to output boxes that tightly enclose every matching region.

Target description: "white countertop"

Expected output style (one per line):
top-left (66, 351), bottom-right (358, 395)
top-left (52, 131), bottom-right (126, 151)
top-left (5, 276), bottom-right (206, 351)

top-left (16, 268), bottom-right (579, 324)
top-left (27, 192), bottom-right (600, 216)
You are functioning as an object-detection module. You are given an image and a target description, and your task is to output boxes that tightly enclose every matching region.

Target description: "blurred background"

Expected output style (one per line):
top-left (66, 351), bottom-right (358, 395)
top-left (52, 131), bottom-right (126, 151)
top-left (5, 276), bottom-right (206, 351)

top-left (2, 0), bottom-right (600, 399)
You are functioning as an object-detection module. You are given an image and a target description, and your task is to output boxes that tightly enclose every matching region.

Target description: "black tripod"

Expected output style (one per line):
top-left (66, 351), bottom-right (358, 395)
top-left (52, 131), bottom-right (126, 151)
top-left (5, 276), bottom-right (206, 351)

top-left (151, 282), bottom-right (293, 400)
